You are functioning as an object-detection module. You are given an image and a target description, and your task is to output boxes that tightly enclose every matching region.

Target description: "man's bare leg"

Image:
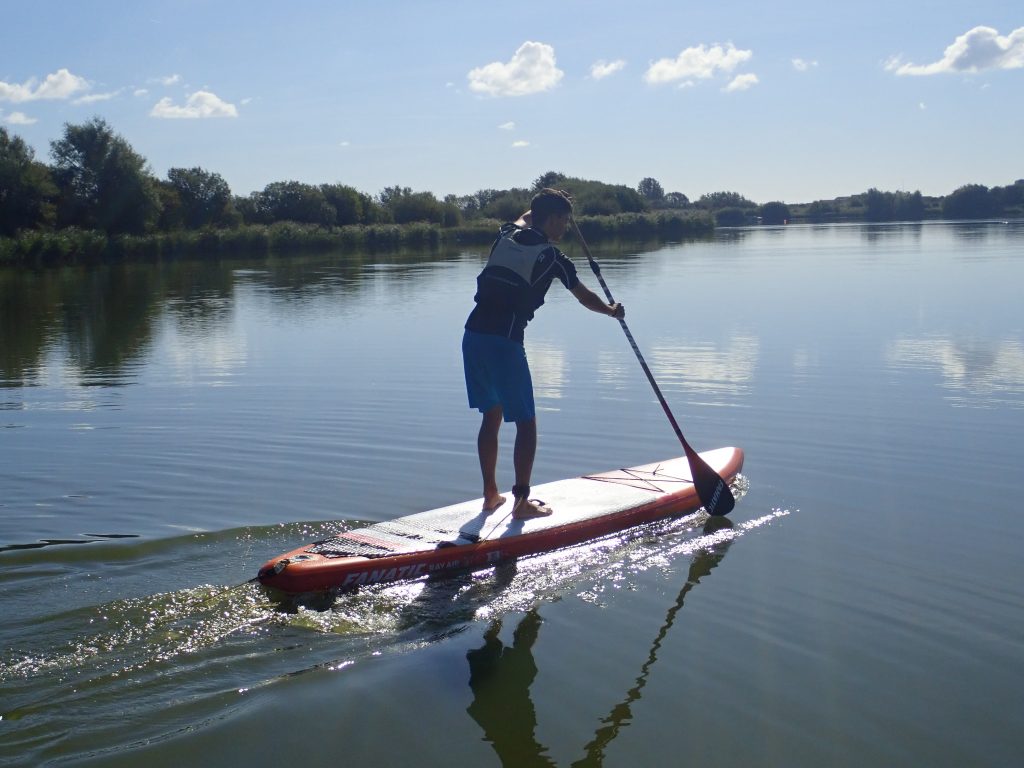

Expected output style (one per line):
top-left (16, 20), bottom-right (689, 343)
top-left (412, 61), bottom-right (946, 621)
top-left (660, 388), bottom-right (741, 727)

top-left (512, 417), bottom-right (551, 518)
top-left (478, 405), bottom-right (506, 511)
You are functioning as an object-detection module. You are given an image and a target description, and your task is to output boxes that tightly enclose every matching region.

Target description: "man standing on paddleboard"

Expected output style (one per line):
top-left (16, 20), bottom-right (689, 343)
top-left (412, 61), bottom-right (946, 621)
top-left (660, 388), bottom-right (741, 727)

top-left (463, 188), bottom-right (625, 519)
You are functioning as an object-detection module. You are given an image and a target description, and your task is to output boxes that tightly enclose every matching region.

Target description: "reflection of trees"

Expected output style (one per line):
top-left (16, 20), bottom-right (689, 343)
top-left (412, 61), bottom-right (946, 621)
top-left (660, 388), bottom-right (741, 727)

top-left (161, 261), bottom-right (237, 335)
top-left (465, 517), bottom-right (734, 768)
top-left (59, 265), bottom-right (161, 381)
top-left (860, 221), bottom-right (923, 245)
top-left (1, 268), bottom-right (60, 384)
top-left (0, 249), bottom-right (469, 387)
top-left (950, 220), bottom-right (1020, 244)
top-left (1, 264), bottom-right (177, 385)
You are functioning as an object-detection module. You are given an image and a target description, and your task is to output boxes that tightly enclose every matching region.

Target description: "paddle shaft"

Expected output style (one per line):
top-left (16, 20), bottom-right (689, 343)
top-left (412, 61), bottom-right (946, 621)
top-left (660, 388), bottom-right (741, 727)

top-left (570, 218), bottom-right (734, 516)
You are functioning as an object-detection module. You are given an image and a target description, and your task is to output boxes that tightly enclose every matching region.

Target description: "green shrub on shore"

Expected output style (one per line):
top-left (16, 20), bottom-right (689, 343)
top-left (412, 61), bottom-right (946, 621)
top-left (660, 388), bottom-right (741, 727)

top-left (575, 210), bottom-right (714, 242)
top-left (0, 229), bottom-right (108, 265)
top-left (0, 211), bottom-right (714, 267)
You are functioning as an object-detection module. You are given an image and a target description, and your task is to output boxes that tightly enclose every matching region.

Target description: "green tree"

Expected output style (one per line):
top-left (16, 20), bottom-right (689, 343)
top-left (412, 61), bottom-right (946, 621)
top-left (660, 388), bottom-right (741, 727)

top-left (992, 180), bottom-right (1024, 212)
top-left (715, 207), bottom-right (748, 227)
top-left (453, 194), bottom-right (481, 219)
top-left (575, 183), bottom-right (645, 216)
top-left (697, 191), bottom-right (756, 210)
top-left (637, 177), bottom-right (665, 205)
top-left (532, 171), bottom-right (567, 191)
top-left (442, 194), bottom-right (463, 227)
top-left (759, 201), bottom-right (790, 225)
top-left (893, 191), bottom-right (924, 221)
top-left (50, 117), bottom-right (160, 234)
top-left (0, 126), bottom-right (57, 235)
top-left (378, 185), bottom-right (411, 211)
top-left (863, 188), bottom-right (898, 221)
top-left (942, 184), bottom-right (998, 220)
top-left (234, 194), bottom-right (260, 224)
top-left (253, 181), bottom-right (335, 225)
top-left (155, 180), bottom-right (185, 230)
top-left (379, 186), bottom-right (446, 224)
top-left (471, 189), bottom-right (503, 212)
top-left (805, 200), bottom-right (835, 222)
top-left (663, 191), bottom-right (690, 208)
top-left (481, 189), bottom-right (532, 222)
top-left (167, 166), bottom-right (235, 229)
top-left (320, 183), bottom-right (364, 226)
top-left (357, 190), bottom-right (387, 224)
top-left (576, 188), bottom-right (620, 215)
top-left (394, 191), bottom-right (444, 224)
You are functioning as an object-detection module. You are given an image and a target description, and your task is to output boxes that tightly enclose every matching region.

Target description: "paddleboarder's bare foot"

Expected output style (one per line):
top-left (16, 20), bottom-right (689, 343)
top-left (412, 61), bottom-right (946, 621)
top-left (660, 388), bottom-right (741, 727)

top-left (483, 493), bottom-right (506, 511)
top-left (512, 497), bottom-right (553, 519)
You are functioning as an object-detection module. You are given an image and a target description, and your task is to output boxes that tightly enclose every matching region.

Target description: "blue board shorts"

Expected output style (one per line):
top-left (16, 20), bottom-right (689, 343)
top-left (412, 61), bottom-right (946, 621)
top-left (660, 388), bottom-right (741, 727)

top-left (462, 330), bottom-right (535, 423)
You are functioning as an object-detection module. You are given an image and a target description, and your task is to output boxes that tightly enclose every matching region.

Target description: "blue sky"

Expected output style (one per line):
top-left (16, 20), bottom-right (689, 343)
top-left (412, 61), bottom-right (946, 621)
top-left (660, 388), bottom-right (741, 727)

top-left (2, 1), bottom-right (1021, 204)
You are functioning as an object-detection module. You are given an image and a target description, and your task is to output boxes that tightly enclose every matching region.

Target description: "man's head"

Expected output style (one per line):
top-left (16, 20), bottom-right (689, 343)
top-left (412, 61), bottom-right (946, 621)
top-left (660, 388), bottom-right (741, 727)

top-left (531, 188), bottom-right (573, 241)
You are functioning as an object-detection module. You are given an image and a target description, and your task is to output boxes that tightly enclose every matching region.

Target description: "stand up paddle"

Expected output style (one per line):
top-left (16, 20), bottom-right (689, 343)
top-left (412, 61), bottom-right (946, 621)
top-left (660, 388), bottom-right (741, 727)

top-left (570, 218), bottom-right (735, 516)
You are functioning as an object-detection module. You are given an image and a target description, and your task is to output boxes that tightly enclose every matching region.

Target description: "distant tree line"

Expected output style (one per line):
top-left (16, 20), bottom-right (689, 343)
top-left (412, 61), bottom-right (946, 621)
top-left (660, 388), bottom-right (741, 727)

top-left (2, 118), bottom-right (1021, 248)
top-left (689, 183), bottom-right (1024, 227)
top-left (794, 183), bottom-right (1024, 224)
top-left (1, 119), bottom-right (701, 242)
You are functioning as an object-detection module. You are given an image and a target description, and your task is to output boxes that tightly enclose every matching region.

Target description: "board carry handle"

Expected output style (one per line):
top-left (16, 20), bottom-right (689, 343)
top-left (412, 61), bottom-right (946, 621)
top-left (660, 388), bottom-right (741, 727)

top-left (570, 217), bottom-right (735, 516)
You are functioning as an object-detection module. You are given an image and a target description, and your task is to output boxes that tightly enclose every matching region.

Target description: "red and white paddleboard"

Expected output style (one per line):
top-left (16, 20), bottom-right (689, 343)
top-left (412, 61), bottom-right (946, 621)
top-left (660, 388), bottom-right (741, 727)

top-left (257, 447), bottom-right (743, 594)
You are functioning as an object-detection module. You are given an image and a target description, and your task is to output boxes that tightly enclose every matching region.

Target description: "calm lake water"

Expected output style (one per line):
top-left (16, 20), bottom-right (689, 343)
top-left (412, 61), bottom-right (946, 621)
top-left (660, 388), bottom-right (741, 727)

top-left (2, 221), bottom-right (1022, 767)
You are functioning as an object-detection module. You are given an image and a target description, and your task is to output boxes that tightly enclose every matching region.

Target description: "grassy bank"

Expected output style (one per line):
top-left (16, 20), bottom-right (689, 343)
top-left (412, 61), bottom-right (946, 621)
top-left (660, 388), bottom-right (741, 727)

top-left (0, 211), bottom-right (714, 267)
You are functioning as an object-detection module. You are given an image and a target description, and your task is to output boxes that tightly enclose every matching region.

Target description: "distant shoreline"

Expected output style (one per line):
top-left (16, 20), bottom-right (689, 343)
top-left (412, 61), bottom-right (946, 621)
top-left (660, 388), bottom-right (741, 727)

top-left (5, 117), bottom-right (1020, 266)
top-left (0, 211), bottom-right (716, 267)
top-left (5, 212), bottom-right (1022, 269)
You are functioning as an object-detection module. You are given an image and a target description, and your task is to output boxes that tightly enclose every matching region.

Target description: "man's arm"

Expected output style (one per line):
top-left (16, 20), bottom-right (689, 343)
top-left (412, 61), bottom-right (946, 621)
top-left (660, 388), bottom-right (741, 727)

top-left (571, 282), bottom-right (625, 318)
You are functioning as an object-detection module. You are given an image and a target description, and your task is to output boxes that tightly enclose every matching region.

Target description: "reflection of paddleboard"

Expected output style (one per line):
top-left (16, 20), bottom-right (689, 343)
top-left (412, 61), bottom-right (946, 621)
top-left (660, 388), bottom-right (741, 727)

top-left (258, 447), bottom-right (744, 594)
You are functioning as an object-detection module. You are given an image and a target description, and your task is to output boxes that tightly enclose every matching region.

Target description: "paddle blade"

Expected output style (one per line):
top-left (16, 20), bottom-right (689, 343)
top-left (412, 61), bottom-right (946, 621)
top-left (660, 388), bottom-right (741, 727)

top-left (687, 448), bottom-right (736, 516)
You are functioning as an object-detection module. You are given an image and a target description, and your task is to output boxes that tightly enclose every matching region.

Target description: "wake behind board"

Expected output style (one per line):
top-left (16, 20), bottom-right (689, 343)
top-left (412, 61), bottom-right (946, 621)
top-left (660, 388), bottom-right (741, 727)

top-left (258, 447), bottom-right (743, 594)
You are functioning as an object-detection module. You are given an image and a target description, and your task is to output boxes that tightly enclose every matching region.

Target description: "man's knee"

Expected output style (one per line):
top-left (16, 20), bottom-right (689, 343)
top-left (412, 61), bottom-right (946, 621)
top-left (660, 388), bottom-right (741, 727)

top-left (515, 417), bottom-right (537, 434)
top-left (481, 405), bottom-right (503, 432)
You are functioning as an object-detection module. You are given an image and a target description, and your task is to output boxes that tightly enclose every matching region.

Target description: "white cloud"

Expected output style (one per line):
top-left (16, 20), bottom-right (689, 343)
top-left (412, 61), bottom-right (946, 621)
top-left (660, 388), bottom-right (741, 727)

top-left (591, 59), bottom-right (626, 79)
top-left (74, 90), bottom-right (122, 105)
top-left (339, 140), bottom-right (350, 147)
top-left (3, 111), bottom-right (38, 125)
top-left (724, 73), bottom-right (759, 92)
top-left (498, 121), bottom-right (516, 130)
top-left (0, 68), bottom-right (90, 102)
top-left (468, 41), bottom-right (564, 97)
top-left (792, 58), bottom-right (818, 72)
top-left (887, 25), bottom-right (1024, 75)
top-left (150, 90), bottom-right (238, 118)
top-left (160, 74), bottom-right (182, 86)
top-left (645, 43), bottom-right (752, 85)
top-left (134, 88), bottom-right (149, 97)
top-left (512, 140), bottom-right (530, 148)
